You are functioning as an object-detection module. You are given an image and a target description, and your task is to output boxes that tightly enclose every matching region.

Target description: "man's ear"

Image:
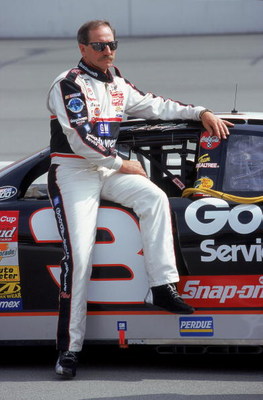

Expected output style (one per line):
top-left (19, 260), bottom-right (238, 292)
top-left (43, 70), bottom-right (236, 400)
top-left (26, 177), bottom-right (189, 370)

top-left (78, 43), bottom-right (85, 57)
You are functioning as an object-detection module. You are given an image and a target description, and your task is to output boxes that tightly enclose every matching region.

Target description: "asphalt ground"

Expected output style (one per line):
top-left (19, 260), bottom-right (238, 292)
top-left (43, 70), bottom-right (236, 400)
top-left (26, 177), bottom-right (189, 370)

top-left (1, 345), bottom-right (263, 400)
top-left (0, 33), bottom-right (263, 162)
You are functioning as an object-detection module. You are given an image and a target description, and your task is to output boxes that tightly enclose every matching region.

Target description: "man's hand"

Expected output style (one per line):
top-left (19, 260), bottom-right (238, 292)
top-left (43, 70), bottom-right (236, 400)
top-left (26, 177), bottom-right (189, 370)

top-left (119, 160), bottom-right (147, 177)
top-left (200, 111), bottom-right (234, 139)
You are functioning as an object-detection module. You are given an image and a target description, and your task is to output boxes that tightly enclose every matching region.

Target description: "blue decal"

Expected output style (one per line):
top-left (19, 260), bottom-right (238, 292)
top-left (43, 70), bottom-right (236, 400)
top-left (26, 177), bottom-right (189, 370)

top-left (84, 123), bottom-right (91, 133)
top-left (97, 122), bottom-right (111, 137)
top-left (53, 196), bottom-right (60, 207)
top-left (0, 299), bottom-right (23, 311)
top-left (67, 98), bottom-right (84, 113)
top-left (0, 186), bottom-right (17, 201)
top-left (117, 321), bottom-right (127, 331)
top-left (179, 317), bottom-right (214, 336)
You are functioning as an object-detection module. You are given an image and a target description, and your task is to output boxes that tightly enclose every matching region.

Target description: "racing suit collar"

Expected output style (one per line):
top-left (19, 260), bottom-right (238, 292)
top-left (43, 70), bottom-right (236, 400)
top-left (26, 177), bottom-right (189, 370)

top-left (78, 59), bottom-right (113, 83)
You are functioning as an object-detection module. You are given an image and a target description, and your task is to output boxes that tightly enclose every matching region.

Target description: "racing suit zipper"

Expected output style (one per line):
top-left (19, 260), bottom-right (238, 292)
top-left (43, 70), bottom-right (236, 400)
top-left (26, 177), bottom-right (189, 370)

top-left (101, 83), bottom-right (110, 115)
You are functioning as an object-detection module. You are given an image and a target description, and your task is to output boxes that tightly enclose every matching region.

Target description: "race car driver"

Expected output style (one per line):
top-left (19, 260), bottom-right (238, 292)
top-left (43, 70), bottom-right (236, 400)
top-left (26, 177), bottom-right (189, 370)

top-left (47, 19), bottom-right (233, 378)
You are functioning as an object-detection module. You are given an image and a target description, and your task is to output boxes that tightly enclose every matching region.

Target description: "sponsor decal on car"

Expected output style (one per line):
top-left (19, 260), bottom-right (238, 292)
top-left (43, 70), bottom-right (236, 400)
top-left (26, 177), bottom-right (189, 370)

top-left (0, 299), bottom-right (22, 311)
top-left (185, 198), bottom-right (263, 262)
top-left (0, 243), bottom-right (16, 262)
top-left (0, 211), bottom-right (19, 242)
top-left (198, 153), bottom-right (211, 163)
top-left (196, 162), bottom-right (219, 169)
top-left (0, 211), bottom-right (22, 311)
top-left (194, 177), bottom-right (214, 189)
top-left (179, 275), bottom-right (263, 308)
top-left (185, 198), bottom-right (263, 236)
top-left (0, 266), bottom-right (19, 281)
top-left (0, 277), bottom-right (22, 310)
top-left (200, 131), bottom-right (221, 150)
top-left (0, 186), bottom-right (17, 201)
top-left (200, 237), bottom-right (263, 263)
top-left (179, 317), bottom-right (214, 336)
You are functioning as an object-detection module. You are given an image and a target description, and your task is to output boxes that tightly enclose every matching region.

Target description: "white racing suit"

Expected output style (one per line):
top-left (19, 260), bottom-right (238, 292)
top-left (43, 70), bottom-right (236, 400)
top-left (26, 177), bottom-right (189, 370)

top-left (47, 59), bottom-right (205, 351)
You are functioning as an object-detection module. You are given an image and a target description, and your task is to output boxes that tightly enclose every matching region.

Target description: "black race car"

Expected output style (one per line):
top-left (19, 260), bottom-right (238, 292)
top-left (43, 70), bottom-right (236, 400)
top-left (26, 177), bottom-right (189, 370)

top-left (1, 112), bottom-right (263, 351)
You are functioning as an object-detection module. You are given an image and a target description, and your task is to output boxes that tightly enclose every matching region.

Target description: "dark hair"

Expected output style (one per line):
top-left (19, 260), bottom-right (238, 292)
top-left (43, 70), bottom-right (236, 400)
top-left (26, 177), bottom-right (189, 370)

top-left (77, 20), bottom-right (116, 44)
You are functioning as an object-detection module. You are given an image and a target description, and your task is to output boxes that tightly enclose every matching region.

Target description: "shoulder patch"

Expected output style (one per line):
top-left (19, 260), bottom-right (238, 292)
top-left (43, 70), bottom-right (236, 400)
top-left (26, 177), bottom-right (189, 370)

top-left (66, 68), bottom-right (82, 82)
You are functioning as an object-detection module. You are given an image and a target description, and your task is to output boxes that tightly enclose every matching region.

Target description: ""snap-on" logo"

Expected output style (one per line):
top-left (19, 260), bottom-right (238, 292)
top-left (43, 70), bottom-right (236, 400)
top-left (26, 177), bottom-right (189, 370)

top-left (179, 275), bottom-right (263, 308)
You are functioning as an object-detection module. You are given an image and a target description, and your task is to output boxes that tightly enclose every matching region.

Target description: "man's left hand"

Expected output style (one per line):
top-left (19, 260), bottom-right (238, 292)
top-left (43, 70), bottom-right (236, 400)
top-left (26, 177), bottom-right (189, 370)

top-left (200, 111), bottom-right (234, 139)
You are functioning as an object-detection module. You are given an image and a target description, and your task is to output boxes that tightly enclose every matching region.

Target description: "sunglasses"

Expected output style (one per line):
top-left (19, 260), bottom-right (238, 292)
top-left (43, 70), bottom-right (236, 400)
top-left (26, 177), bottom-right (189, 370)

top-left (87, 41), bottom-right (118, 52)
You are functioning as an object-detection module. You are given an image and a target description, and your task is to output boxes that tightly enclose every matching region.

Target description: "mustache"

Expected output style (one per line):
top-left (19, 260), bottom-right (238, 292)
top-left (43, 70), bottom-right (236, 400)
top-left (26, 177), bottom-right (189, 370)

top-left (99, 55), bottom-right (114, 61)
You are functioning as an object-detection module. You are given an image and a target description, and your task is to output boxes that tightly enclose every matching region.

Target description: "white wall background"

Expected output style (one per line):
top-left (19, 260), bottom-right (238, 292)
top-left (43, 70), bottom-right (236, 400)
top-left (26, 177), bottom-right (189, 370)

top-left (1, 0), bottom-right (263, 38)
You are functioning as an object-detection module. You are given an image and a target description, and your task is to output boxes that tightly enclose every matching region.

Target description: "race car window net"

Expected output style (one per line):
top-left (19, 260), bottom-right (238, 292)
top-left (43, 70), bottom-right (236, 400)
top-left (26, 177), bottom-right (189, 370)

top-left (117, 121), bottom-right (200, 195)
top-left (223, 134), bottom-right (263, 192)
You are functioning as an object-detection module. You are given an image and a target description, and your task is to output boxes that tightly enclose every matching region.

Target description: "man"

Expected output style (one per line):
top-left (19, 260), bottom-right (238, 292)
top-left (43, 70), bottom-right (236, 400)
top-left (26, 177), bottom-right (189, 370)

top-left (47, 20), bottom-right (233, 378)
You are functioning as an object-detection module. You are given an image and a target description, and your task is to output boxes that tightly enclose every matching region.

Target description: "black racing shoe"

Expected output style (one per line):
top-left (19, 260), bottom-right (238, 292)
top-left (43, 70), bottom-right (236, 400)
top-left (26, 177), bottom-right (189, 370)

top-left (55, 351), bottom-right (78, 378)
top-left (145, 283), bottom-right (195, 314)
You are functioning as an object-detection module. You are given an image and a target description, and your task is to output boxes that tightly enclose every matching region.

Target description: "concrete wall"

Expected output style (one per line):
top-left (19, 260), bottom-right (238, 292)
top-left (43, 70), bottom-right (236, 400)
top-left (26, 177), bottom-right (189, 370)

top-left (1, 0), bottom-right (263, 38)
